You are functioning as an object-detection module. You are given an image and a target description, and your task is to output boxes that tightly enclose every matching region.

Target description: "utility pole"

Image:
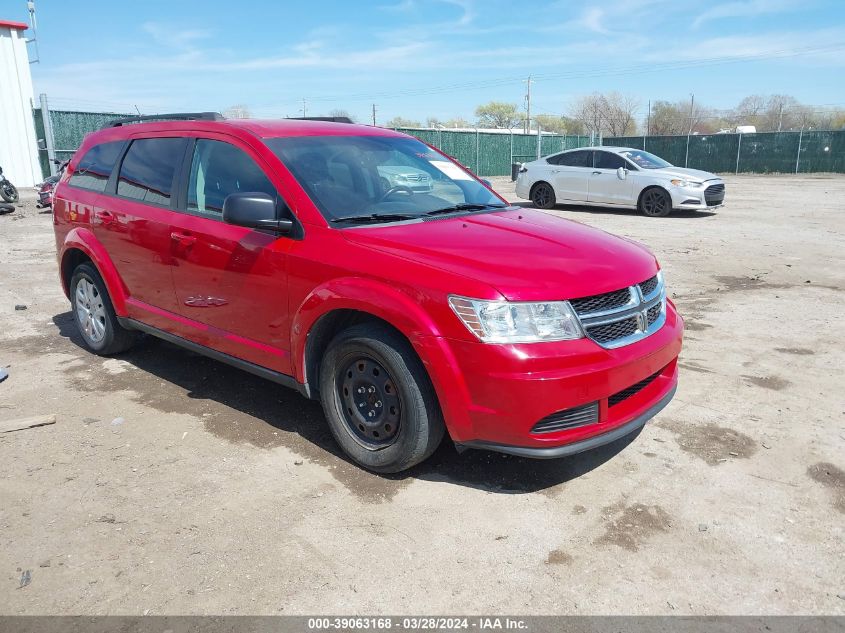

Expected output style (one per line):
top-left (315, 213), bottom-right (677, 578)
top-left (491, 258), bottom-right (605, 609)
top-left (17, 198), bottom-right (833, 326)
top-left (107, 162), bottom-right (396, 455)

top-left (524, 75), bottom-right (532, 134)
top-left (371, 104), bottom-right (377, 126)
top-left (687, 93), bottom-right (695, 134)
top-left (647, 100), bottom-right (651, 136)
top-left (301, 98), bottom-right (307, 117)
top-left (777, 102), bottom-right (784, 132)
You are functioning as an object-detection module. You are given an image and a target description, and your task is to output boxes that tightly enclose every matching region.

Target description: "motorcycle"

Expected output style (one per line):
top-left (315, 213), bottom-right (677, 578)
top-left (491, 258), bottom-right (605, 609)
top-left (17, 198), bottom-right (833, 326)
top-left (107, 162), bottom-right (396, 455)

top-left (35, 158), bottom-right (68, 208)
top-left (0, 165), bottom-right (19, 203)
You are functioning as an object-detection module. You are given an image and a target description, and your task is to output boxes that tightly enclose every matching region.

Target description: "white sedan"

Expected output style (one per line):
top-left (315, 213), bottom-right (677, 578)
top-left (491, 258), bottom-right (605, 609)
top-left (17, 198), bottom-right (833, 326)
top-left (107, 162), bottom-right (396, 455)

top-left (515, 146), bottom-right (725, 217)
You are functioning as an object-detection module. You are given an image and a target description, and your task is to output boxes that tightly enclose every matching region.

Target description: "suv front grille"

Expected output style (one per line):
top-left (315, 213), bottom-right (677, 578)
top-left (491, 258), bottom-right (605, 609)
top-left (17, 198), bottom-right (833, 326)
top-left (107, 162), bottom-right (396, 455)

top-left (704, 183), bottom-right (725, 205)
top-left (569, 288), bottom-right (632, 315)
top-left (569, 273), bottom-right (666, 349)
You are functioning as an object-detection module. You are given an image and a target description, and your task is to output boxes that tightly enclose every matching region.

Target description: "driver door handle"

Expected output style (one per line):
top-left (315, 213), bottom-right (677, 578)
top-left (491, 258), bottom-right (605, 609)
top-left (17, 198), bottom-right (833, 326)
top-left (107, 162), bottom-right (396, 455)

top-left (592, 171), bottom-right (602, 175)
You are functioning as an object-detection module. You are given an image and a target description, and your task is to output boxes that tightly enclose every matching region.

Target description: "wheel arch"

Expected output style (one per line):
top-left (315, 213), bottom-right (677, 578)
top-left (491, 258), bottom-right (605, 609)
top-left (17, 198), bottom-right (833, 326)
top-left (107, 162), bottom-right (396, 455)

top-left (637, 184), bottom-right (672, 210)
top-left (291, 279), bottom-right (472, 440)
top-left (529, 180), bottom-right (553, 198)
top-left (59, 228), bottom-right (129, 315)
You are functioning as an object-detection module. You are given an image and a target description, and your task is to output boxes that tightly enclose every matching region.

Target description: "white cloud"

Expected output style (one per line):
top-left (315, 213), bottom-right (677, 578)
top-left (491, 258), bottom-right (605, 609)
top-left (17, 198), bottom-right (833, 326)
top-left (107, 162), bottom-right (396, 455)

top-left (692, 0), bottom-right (801, 28)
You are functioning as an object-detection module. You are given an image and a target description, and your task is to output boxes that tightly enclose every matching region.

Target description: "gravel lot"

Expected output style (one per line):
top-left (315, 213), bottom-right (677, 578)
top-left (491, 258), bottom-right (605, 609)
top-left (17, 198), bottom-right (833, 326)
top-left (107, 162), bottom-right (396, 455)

top-left (1, 174), bottom-right (843, 615)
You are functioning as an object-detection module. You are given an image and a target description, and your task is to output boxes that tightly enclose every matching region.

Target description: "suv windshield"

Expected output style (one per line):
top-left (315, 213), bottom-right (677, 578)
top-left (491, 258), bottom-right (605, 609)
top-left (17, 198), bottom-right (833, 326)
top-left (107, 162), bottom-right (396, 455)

top-left (266, 135), bottom-right (504, 224)
top-left (617, 149), bottom-right (672, 169)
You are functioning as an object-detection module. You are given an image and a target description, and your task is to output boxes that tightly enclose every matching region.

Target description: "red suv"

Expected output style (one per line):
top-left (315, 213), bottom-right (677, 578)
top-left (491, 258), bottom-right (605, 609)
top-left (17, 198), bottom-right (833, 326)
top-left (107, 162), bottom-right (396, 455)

top-left (53, 113), bottom-right (683, 473)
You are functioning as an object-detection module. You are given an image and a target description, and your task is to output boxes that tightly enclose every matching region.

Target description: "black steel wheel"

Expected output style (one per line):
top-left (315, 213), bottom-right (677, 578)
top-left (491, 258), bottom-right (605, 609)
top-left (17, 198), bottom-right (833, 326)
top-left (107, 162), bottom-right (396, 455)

top-left (337, 355), bottom-right (402, 448)
top-left (639, 187), bottom-right (672, 217)
top-left (530, 182), bottom-right (556, 209)
top-left (319, 323), bottom-right (445, 473)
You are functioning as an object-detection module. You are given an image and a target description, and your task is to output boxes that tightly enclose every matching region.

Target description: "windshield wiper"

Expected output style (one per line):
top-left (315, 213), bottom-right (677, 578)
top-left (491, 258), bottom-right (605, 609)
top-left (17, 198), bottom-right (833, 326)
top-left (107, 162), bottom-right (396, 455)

top-left (330, 213), bottom-right (418, 225)
top-left (422, 203), bottom-right (508, 217)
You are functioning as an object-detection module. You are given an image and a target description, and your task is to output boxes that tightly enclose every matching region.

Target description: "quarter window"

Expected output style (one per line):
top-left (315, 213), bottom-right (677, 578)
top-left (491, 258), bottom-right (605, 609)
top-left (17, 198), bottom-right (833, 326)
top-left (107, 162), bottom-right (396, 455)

top-left (117, 138), bottom-right (185, 205)
top-left (67, 142), bottom-right (123, 192)
top-left (187, 140), bottom-right (277, 216)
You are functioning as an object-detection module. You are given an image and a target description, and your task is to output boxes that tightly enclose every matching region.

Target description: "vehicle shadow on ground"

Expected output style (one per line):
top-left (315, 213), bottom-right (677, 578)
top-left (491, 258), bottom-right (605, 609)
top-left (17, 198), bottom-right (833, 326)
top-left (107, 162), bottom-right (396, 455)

top-left (510, 200), bottom-right (717, 219)
top-left (53, 311), bottom-right (639, 495)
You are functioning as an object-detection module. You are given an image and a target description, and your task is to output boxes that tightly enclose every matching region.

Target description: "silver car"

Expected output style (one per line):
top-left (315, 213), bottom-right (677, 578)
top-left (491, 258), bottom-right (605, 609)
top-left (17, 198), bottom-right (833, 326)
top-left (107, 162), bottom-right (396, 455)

top-left (376, 165), bottom-right (434, 193)
top-left (515, 146), bottom-right (725, 217)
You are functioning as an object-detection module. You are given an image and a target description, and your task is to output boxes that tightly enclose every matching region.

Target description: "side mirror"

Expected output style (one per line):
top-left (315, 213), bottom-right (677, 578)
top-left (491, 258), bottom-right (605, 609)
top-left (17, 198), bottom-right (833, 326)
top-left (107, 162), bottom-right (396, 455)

top-left (616, 166), bottom-right (628, 180)
top-left (223, 192), bottom-right (293, 234)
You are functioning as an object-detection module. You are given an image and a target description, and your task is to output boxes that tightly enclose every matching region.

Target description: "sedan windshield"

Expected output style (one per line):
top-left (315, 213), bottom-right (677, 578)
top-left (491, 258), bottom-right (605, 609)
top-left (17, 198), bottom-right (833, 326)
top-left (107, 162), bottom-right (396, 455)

top-left (618, 149), bottom-right (672, 169)
top-left (266, 135), bottom-right (505, 224)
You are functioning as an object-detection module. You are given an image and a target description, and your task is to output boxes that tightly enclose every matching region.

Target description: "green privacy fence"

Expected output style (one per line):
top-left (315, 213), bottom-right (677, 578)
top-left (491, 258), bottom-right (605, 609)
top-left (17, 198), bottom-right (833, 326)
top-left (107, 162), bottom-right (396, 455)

top-left (30, 108), bottom-right (594, 180)
top-left (33, 108), bottom-right (131, 179)
top-left (604, 130), bottom-right (845, 174)
top-left (394, 128), bottom-right (592, 176)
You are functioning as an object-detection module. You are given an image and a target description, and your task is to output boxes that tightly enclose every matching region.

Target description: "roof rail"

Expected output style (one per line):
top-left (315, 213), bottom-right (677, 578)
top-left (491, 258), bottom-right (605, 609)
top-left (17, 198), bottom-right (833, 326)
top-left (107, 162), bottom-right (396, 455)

top-left (104, 112), bottom-right (225, 128)
top-left (286, 116), bottom-right (354, 124)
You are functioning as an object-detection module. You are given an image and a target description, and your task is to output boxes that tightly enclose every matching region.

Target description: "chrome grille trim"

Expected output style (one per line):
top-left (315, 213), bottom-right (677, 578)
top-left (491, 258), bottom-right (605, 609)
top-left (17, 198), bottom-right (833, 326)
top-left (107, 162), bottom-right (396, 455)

top-left (569, 272), bottom-right (666, 349)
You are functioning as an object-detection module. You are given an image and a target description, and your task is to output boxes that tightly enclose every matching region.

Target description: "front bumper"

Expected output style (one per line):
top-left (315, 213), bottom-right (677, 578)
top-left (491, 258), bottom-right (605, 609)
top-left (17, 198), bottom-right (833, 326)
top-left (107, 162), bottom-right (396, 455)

top-left (459, 385), bottom-right (676, 458)
top-left (421, 303), bottom-right (683, 455)
top-left (670, 182), bottom-right (725, 210)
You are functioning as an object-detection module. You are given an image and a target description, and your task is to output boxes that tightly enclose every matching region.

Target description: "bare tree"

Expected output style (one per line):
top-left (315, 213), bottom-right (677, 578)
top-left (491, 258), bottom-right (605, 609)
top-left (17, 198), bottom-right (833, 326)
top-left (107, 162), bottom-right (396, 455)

top-left (223, 104), bottom-right (251, 119)
top-left (570, 92), bottom-right (639, 136)
top-left (329, 108), bottom-right (357, 122)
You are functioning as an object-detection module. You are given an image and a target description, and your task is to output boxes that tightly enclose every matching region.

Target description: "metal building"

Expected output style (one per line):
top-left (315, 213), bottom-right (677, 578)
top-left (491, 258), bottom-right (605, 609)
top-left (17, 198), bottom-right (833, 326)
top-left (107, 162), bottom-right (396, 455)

top-left (0, 18), bottom-right (41, 187)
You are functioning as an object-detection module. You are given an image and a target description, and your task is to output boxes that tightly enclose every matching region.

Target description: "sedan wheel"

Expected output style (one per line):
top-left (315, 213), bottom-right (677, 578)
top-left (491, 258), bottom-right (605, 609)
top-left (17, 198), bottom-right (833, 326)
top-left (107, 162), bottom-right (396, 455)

top-left (639, 188), bottom-right (672, 217)
top-left (530, 182), bottom-right (556, 209)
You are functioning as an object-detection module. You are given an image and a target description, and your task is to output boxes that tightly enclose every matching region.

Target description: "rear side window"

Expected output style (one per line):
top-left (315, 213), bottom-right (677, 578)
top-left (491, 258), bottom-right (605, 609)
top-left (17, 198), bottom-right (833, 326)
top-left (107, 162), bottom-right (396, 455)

top-left (187, 140), bottom-right (276, 216)
top-left (557, 151), bottom-right (592, 167)
top-left (117, 138), bottom-right (185, 205)
top-left (595, 151), bottom-right (627, 169)
top-left (68, 142), bottom-right (123, 192)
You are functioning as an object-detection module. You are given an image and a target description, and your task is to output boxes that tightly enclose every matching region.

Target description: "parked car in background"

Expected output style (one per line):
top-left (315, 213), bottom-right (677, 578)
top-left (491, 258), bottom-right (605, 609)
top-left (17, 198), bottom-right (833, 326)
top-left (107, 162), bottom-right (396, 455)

top-left (516, 147), bottom-right (725, 217)
top-left (376, 165), bottom-right (434, 193)
top-left (52, 114), bottom-right (683, 473)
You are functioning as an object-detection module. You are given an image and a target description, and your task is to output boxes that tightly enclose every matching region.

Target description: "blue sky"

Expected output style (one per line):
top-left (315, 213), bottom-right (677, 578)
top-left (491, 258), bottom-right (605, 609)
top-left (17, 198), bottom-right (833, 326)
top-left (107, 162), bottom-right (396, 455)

top-left (12, 0), bottom-right (845, 122)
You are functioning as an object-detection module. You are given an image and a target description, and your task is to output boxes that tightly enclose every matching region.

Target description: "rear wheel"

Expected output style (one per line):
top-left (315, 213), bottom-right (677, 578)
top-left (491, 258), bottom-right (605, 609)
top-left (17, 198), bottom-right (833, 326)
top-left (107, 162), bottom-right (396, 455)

top-left (70, 263), bottom-right (137, 355)
top-left (639, 187), bottom-right (672, 217)
top-left (0, 181), bottom-right (18, 203)
top-left (319, 323), bottom-right (445, 473)
top-left (530, 182), bottom-right (556, 209)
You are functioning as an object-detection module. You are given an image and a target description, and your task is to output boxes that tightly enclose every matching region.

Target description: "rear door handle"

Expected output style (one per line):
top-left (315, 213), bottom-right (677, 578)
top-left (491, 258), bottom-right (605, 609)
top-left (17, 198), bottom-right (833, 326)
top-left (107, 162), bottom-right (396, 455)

top-left (592, 171), bottom-right (602, 175)
top-left (170, 232), bottom-right (197, 247)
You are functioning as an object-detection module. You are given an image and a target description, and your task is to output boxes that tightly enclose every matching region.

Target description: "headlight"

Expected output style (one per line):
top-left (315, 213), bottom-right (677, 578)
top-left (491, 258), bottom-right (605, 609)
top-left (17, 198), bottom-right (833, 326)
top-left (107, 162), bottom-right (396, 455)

top-left (448, 296), bottom-right (583, 343)
top-left (670, 178), bottom-right (703, 188)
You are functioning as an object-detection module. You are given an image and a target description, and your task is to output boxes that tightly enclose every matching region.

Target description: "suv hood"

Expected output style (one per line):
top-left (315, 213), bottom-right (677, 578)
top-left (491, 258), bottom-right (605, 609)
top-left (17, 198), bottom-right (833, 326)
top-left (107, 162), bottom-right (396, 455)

top-left (342, 209), bottom-right (658, 302)
top-left (655, 166), bottom-right (719, 181)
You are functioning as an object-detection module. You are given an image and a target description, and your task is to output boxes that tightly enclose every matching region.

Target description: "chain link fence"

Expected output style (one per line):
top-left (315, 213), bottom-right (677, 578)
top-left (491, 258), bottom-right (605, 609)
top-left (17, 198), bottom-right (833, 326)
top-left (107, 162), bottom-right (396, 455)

top-left (604, 130), bottom-right (844, 174)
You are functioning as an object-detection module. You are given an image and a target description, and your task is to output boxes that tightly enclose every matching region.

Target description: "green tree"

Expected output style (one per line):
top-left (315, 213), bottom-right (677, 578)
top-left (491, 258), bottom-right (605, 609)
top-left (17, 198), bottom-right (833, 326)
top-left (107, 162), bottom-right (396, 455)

top-left (534, 114), bottom-right (585, 135)
top-left (474, 101), bottom-right (521, 129)
top-left (385, 116), bottom-right (422, 128)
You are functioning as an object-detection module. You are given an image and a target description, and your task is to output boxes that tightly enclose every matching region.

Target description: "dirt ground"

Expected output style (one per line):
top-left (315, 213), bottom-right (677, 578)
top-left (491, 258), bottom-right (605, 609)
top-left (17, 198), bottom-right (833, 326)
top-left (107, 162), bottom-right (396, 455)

top-left (1, 175), bottom-right (843, 616)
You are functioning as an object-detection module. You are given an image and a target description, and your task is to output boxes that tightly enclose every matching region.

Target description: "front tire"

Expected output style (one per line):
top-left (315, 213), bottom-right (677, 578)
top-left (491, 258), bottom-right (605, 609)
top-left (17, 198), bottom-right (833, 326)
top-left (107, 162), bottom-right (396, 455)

top-left (319, 323), bottom-right (445, 473)
top-left (639, 187), bottom-right (672, 217)
top-left (0, 181), bottom-right (18, 203)
top-left (530, 182), bottom-right (556, 209)
top-left (70, 263), bottom-right (137, 355)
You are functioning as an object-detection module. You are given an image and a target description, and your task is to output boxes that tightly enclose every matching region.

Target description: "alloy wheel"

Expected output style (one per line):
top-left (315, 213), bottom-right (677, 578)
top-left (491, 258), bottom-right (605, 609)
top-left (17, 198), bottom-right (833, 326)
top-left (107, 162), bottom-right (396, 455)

top-left (75, 278), bottom-right (107, 344)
